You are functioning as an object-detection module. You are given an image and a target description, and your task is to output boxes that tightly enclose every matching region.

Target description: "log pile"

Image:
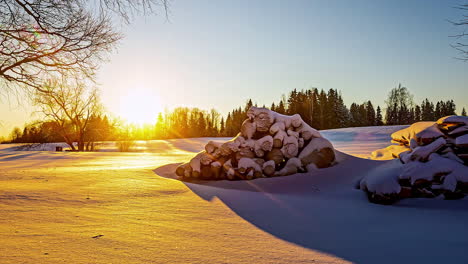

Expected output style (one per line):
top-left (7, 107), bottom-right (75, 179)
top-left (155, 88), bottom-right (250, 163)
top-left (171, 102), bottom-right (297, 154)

top-left (361, 115), bottom-right (468, 204)
top-left (176, 107), bottom-right (336, 180)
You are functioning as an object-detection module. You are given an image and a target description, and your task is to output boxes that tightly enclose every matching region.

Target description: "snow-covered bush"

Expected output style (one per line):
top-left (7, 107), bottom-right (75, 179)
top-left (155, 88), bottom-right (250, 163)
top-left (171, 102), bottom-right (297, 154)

top-left (176, 107), bottom-right (336, 180)
top-left (361, 115), bottom-right (468, 204)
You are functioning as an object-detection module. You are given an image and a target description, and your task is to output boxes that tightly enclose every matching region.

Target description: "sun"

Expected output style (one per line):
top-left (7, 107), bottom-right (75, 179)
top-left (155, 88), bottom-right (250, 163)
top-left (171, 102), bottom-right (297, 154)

top-left (118, 88), bottom-right (163, 125)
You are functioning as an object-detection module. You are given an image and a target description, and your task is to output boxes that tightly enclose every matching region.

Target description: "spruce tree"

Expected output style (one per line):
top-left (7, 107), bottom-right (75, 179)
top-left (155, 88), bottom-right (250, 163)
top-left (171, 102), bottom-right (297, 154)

top-left (277, 100), bottom-right (286, 114)
top-left (376, 106), bottom-right (383, 125)
top-left (219, 117), bottom-right (225, 136)
top-left (365, 101), bottom-right (376, 126)
top-left (414, 105), bottom-right (421, 122)
top-left (462, 107), bottom-right (467, 116)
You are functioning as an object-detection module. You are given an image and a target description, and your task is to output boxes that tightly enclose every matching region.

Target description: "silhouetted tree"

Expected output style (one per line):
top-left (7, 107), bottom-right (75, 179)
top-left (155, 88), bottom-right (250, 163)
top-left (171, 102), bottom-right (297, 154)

top-left (385, 84), bottom-right (414, 125)
top-left (366, 101), bottom-right (376, 126)
top-left (414, 105), bottom-right (422, 122)
top-left (0, 0), bottom-right (168, 93)
top-left (421, 99), bottom-right (435, 121)
top-left (33, 78), bottom-right (101, 151)
top-left (376, 106), bottom-right (383, 126)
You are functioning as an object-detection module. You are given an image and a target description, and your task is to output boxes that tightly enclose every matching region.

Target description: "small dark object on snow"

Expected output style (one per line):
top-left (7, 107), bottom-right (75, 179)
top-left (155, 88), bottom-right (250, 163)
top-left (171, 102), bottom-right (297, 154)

top-left (55, 146), bottom-right (62, 151)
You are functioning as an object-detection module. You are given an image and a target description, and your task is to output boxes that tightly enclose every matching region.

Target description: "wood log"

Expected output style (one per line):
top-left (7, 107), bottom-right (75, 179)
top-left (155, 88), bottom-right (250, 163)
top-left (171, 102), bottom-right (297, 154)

top-left (247, 107), bottom-right (275, 132)
top-left (255, 135), bottom-right (273, 152)
top-left (262, 160), bottom-right (276, 176)
top-left (273, 112), bottom-right (300, 129)
top-left (235, 146), bottom-right (256, 161)
top-left (281, 135), bottom-right (299, 159)
top-left (410, 137), bottom-right (446, 162)
top-left (184, 165), bottom-right (193, 178)
top-left (253, 158), bottom-right (265, 167)
top-left (176, 163), bottom-right (188, 177)
top-left (245, 169), bottom-right (255, 180)
top-left (189, 152), bottom-right (205, 177)
top-left (275, 158), bottom-right (303, 176)
top-left (205, 141), bottom-right (221, 155)
top-left (219, 134), bottom-right (244, 156)
top-left (211, 161), bottom-right (222, 179)
top-left (295, 122), bottom-right (321, 140)
top-left (223, 159), bottom-right (236, 180)
top-left (269, 121), bottom-right (285, 135)
top-left (273, 130), bottom-right (287, 148)
top-left (238, 157), bottom-right (262, 175)
top-left (298, 137), bottom-right (335, 167)
top-left (287, 129), bottom-right (299, 139)
top-left (254, 170), bottom-right (264, 178)
top-left (266, 148), bottom-right (284, 166)
top-left (200, 165), bottom-right (212, 179)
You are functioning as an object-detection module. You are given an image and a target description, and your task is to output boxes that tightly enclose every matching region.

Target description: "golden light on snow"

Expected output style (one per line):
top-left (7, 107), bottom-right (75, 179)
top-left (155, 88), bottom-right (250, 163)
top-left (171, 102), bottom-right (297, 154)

top-left (117, 87), bottom-right (163, 125)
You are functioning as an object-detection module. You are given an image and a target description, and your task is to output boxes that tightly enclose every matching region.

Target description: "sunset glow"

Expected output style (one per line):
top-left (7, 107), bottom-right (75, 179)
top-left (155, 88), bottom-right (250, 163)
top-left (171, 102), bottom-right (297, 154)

top-left (117, 88), bottom-right (163, 125)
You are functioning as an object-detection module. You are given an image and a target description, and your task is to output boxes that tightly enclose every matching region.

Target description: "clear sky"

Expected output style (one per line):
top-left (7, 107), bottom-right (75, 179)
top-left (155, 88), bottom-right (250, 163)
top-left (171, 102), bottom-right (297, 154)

top-left (1, 0), bottom-right (467, 137)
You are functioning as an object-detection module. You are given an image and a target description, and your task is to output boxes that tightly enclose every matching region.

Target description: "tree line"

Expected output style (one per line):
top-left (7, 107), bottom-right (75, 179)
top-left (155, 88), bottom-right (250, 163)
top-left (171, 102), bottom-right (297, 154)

top-left (3, 84), bottom-right (467, 146)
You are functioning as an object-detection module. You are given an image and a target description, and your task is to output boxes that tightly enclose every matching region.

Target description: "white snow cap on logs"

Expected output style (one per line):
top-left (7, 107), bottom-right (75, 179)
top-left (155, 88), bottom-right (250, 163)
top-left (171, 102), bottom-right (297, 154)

top-left (238, 158), bottom-right (262, 173)
top-left (456, 134), bottom-right (468, 148)
top-left (281, 135), bottom-right (299, 159)
top-left (177, 106), bottom-right (337, 181)
top-left (437, 115), bottom-right (468, 126)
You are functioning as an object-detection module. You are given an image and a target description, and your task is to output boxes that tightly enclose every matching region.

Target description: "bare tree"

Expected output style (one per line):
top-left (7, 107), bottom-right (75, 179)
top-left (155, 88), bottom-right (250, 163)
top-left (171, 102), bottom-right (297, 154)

top-left (33, 78), bottom-right (101, 151)
top-left (0, 0), bottom-right (168, 92)
top-left (450, 4), bottom-right (468, 61)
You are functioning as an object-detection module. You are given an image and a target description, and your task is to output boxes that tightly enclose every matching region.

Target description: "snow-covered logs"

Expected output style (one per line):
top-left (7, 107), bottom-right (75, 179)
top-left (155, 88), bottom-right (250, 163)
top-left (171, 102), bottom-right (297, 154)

top-left (176, 107), bottom-right (336, 180)
top-left (360, 115), bottom-right (468, 204)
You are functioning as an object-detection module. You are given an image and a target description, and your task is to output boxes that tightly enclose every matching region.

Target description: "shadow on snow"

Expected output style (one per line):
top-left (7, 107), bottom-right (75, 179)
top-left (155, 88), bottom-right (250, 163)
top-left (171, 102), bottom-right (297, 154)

top-left (154, 153), bottom-right (468, 264)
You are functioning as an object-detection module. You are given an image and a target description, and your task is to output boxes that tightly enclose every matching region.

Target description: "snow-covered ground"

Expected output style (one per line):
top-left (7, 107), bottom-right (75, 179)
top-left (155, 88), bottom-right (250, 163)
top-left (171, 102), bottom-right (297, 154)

top-left (0, 125), bottom-right (408, 158)
top-left (1, 125), bottom-right (467, 264)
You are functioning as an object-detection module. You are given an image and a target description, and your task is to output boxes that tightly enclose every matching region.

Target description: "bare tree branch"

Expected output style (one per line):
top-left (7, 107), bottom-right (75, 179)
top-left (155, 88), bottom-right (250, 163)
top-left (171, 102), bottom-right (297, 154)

top-left (0, 0), bottom-right (169, 93)
top-left (449, 4), bottom-right (468, 61)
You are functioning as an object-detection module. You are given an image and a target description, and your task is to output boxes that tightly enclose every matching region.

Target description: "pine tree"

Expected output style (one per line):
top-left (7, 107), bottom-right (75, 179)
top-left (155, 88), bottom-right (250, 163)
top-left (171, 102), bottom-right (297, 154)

top-left (462, 107), bottom-right (467, 116)
top-left (414, 105), bottom-right (421, 122)
top-left (277, 100), bottom-right (286, 114)
top-left (245, 99), bottom-right (253, 112)
top-left (219, 117), bottom-right (225, 136)
top-left (365, 101), bottom-right (376, 126)
top-left (435, 101), bottom-right (442, 119)
top-left (270, 102), bottom-right (276, 112)
top-left (335, 93), bottom-right (350, 128)
top-left (421, 99), bottom-right (434, 121)
top-left (318, 90), bottom-right (327, 129)
top-left (376, 106), bottom-right (383, 125)
top-left (349, 103), bottom-right (362, 127)
top-left (287, 89), bottom-right (299, 115)
top-left (445, 100), bottom-right (456, 116)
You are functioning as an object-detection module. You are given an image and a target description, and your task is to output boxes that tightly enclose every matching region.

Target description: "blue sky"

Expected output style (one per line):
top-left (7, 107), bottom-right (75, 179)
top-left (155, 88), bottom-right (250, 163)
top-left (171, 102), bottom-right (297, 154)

top-left (1, 0), bottom-right (467, 136)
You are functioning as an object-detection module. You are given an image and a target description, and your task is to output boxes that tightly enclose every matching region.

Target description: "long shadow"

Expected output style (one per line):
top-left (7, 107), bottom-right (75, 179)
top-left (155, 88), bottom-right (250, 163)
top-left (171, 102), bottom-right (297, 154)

top-left (154, 153), bottom-right (468, 264)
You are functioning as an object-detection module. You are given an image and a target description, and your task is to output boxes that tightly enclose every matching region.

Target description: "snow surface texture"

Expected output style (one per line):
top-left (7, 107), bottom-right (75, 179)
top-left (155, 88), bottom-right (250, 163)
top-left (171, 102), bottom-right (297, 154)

top-left (360, 116), bottom-right (468, 204)
top-left (2, 126), bottom-right (468, 264)
top-left (176, 107), bottom-right (336, 180)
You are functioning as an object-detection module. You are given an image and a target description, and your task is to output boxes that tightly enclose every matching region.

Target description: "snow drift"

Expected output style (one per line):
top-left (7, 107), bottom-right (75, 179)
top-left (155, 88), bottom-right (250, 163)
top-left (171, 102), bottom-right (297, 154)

top-left (361, 115), bottom-right (468, 204)
top-left (175, 107), bottom-right (336, 180)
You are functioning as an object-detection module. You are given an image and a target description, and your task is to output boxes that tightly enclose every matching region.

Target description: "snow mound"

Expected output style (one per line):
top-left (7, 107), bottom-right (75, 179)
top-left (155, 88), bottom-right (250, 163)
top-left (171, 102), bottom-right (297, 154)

top-left (360, 116), bottom-right (468, 204)
top-left (175, 107), bottom-right (337, 180)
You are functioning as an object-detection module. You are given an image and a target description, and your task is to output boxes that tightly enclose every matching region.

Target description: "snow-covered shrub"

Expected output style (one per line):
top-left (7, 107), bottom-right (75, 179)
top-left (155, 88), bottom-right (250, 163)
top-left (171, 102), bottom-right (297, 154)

top-left (117, 140), bottom-right (135, 152)
top-left (175, 107), bottom-right (336, 180)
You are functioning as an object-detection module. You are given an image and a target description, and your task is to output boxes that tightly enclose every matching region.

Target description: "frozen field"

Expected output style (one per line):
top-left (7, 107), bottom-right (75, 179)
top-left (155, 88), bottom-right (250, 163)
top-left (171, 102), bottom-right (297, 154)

top-left (1, 126), bottom-right (468, 264)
